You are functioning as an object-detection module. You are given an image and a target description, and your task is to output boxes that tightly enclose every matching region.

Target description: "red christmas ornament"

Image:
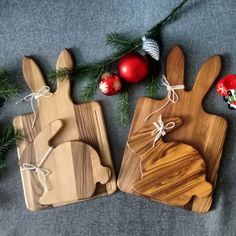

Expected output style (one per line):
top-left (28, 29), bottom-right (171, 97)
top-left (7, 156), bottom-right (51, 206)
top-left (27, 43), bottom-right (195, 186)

top-left (99, 73), bottom-right (122, 96)
top-left (216, 74), bottom-right (236, 96)
top-left (118, 52), bottom-right (149, 83)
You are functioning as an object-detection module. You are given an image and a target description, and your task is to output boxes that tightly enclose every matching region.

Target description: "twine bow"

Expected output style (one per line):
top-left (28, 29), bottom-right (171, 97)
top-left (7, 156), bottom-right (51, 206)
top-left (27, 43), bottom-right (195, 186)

top-left (21, 147), bottom-right (53, 191)
top-left (151, 115), bottom-right (175, 147)
top-left (145, 75), bottom-right (184, 121)
top-left (16, 86), bottom-right (52, 128)
top-left (22, 163), bottom-right (50, 191)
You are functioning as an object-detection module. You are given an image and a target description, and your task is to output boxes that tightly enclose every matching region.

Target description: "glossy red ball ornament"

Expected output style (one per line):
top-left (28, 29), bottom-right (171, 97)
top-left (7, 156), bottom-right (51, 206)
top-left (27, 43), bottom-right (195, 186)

top-left (99, 73), bottom-right (122, 96)
top-left (118, 52), bottom-right (149, 83)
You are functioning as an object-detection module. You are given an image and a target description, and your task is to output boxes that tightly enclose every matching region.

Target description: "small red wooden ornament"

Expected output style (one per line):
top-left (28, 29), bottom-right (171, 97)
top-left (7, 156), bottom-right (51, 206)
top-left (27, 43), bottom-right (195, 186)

top-left (99, 73), bottom-right (122, 96)
top-left (216, 74), bottom-right (236, 96)
top-left (118, 52), bottom-right (149, 83)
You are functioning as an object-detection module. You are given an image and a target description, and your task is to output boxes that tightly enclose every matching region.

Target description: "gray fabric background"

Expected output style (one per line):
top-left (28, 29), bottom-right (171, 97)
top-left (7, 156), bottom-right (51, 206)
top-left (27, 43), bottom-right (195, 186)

top-left (0, 0), bottom-right (235, 235)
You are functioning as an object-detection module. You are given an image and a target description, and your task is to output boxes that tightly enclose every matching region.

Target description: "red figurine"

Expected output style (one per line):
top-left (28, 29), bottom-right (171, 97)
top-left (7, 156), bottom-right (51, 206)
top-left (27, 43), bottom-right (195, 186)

top-left (216, 74), bottom-right (236, 109)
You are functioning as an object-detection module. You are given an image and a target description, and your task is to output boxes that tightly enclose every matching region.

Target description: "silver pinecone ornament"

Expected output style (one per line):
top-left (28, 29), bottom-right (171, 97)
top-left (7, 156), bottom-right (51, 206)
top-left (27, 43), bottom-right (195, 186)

top-left (142, 36), bottom-right (160, 61)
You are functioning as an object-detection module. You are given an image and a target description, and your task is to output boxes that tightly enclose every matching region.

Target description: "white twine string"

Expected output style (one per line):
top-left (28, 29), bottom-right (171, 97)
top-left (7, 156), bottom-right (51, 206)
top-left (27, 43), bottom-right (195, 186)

top-left (145, 75), bottom-right (184, 121)
top-left (151, 115), bottom-right (175, 147)
top-left (21, 147), bottom-right (53, 191)
top-left (16, 86), bottom-right (52, 128)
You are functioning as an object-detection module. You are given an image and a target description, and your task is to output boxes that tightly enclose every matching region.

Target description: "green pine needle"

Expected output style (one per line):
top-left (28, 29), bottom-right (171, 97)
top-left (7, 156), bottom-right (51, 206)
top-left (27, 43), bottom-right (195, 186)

top-left (0, 126), bottom-right (23, 173)
top-left (147, 76), bottom-right (160, 98)
top-left (106, 32), bottom-right (135, 50)
top-left (47, 0), bottom-right (189, 124)
top-left (0, 126), bottom-right (22, 158)
top-left (146, 58), bottom-right (162, 98)
top-left (0, 70), bottom-right (9, 80)
top-left (163, 0), bottom-right (189, 26)
top-left (146, 0), bottom-right (189, 38)
top-left (0, 70), bottom-right (20, 174)
top-left (48, 68), bottom-right (73, 82)
top-left (0, 87), bottom-right (18, 100)
top-left (81, 68), bottom-right (104, 102)
top-left (118, 90), bottom-right (129, 126)
top-left (0, 70), bottom-right (18, 100)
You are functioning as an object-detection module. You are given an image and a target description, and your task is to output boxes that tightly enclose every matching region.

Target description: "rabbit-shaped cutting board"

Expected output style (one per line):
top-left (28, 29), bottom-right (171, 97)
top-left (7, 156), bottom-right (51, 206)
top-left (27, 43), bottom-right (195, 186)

top-left (13, 49), bottom-right (116, 211)
top-left (128, 117), bottom-right (212, 207)
top-left (19, 119), bottom-right (111, 205)
top-left (118, 45), bottom-right (227, 213)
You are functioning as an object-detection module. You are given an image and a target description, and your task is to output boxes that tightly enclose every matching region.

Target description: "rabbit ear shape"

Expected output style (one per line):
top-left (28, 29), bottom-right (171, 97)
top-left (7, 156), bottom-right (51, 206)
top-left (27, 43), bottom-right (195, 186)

top-left (55, 49), bottom-right (74, 96)
top-left (166, 45), bottom-right (185, 86)
top-left (192, 55), bottom-right (221, 101)
top-left (23, 56), bottom-right (47, 92)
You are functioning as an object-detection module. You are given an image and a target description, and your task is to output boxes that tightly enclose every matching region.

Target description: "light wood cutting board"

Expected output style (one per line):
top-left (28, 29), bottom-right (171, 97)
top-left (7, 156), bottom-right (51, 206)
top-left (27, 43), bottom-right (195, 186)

top-left (117, 45), bottom-right (227, 213)
top-left (13, 49), bottom-right (116, 211)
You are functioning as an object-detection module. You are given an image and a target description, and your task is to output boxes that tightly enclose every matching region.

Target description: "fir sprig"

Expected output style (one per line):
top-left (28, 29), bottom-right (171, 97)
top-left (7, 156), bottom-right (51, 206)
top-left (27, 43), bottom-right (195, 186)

top-left (0, 70), bottom-right (20, 174)
top-left (0, 70), bottom-right (18, 100)
top-left (146, 55), bottom-right (162, 98)
top-left (106, 33), bottom-right (135, 50)
top-left (147, 73), bottom-right (160, 98)
top-left (0, 126), bottom-right (22, 173)
top-left (118, 90), bottom-right (129, 126)
top-left (48, 0), bottom-right (189, 125)
top-left (81, 67), bottom-right (104, 102)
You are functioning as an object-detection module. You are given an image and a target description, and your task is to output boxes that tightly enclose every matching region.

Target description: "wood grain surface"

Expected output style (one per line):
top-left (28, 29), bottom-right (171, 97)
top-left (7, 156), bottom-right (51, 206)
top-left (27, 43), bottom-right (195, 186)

top-left (39, 140), bottom-right (111, 205)
top-left (118, 45), bottom-right (227, 213)
top-left (13, 49), bottom-right (116, 211)
top-left (127, 118), bottom-right (212, 207)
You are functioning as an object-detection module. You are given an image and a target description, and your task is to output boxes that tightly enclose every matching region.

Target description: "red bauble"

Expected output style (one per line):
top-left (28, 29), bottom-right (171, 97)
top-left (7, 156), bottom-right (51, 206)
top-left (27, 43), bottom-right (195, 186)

top-left (118, 52), bottom-right (149, 83)
top-left (99, 73), bottom-right (122, 96)
top-left (216, 74), bottom-right (236, 96)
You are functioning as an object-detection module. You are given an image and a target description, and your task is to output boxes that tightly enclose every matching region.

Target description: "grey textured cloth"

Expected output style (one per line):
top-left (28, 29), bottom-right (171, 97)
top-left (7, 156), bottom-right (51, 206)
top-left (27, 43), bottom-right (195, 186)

top-left (0, 0), bottom-right (235, 235)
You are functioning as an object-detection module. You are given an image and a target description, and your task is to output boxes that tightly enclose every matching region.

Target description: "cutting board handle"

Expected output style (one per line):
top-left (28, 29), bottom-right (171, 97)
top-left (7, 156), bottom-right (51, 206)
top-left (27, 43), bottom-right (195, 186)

top-left (166, 45), bottom-right (221, 105)
top-left (23, 56), bottom-right (47, 93)
top-left (22, 49), bottom-right (73, 100)
top-left (166, 45), bottom-right (185, 86)
top-left (55, 49), bottom-right (74, 97)
top-left (192, 55), bottom-right (221, 101)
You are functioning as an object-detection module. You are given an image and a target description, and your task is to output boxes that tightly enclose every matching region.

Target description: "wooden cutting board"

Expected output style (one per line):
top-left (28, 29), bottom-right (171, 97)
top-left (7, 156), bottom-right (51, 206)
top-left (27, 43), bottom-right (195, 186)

top-left (128, 116), bottom-right (212, 207)
top-left (18, 119), bottom-right (111, 205)
top-left (117, 45), bottom-right (227, 213)
top-left (13, 49), bottom-right (116, 211)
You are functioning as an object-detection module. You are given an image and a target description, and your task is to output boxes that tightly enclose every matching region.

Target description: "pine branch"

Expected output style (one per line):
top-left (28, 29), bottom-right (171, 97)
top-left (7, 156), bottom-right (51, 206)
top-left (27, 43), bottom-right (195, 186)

top-left (81, 67), bottom-right (104, 102)
top-left (49, 0), bottom-right (189, 82)
top-left (48, 0), bottom-right (188, 82)
top-left (0, 87), bottom-right (18, 100)
top-left (146, 0), bottom-right (189, 38)
top-left (0, 126), bottom-right (23, 173)
top-left (49, 43), bottom-right (140, 83)
top-left (118, 89), bottom-right (129, 126)
top-left (0, 70), bottom-right (10, 81)
top-left (106, 33), bottom-right (135, 50)
top-left (0, 70), bottom-right (18, 100)
top-left (48, 68), bottom-right (73, 82)
top-left (146, 57), bottom-right (162, 98)
top-left (0, 126), bottom-right (22, 159)
top-left (47, 0), bottom-right (189, 124)
top-left (0, 70), bottom-right (20, 174)
top-left (147, 76), bottom-right (160, 98)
